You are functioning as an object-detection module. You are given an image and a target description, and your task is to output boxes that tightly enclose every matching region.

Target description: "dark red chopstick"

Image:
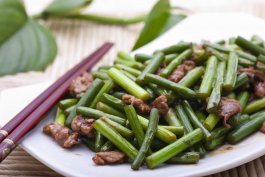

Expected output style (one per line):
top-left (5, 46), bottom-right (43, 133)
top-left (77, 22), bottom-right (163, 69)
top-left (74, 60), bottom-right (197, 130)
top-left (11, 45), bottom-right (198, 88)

top-left (0, 42), bottom-right (113, 162)
top-left (0, 42), bottom-right (112, 143)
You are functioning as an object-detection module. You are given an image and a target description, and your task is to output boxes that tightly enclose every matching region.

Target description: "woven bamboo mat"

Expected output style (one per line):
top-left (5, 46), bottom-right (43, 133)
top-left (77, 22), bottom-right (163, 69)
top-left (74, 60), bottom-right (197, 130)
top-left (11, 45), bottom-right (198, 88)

top-left (1, 3), bottom-right (265, 177)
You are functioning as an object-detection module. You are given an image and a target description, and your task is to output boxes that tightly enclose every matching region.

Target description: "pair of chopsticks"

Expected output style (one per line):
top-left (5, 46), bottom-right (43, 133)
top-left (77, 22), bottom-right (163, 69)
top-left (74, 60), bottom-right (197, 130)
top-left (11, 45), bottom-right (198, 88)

top-left (0, 42), bottom-right (113, 162)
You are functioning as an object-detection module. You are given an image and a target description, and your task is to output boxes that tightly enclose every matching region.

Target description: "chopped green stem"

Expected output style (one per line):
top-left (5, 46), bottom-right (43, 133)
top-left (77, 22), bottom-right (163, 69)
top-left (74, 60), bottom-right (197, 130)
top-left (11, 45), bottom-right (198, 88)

top-left (198, 56), bottom-right (218, 98)
top-left (96, 102), bottom-right (125, 118)
top-left (100, 141), bottom-right (114, 151)
top-left (228, 113), bottom-right (265, 144)
top-left (144, 74), bottom-right (197, 99)
top-left (159, 42), bottom-right (191, 55)
top-left (204, 43), bottom-right (230, 53)
top-left (238, 57), bottom-right (255, 67)
top-left (195, 111), bottom-right (207, 124)
top-left (59, 99), bottom-right (77, 110)
top-left (115, 64), bottom-right (141, 76)
top-left (236, 50), bottom-right (257, 62)
top-left (64, 105), bottom-right (76, 116)
top-left (132, 108), bottom-right (159, 170)
top-left (108, 68), bottom-right (150, 100)
top-left (120, 70), bottom-right (137, 81)
top-left (175, 104), bottom-right (193, 133)
top-left (93, 119), bottom-right (138, 160)
top-left (66, 79), bottom-right (104, 126)
top-left (237, 91), bottom-right (250, 112)
top-left (207, 61), bottom-right (225, 112)
top-left (117, 51), bottom-right (134, 61)
top-left (138, 115), bottom-right (176, 143)
top-left (95, 131), bottom-right (106, 152)
top-left (234, 73), bottom-right (249, 89)
top-left (92, 71), bottom-right (111, 80)
top-left (160, 49), bottom-right (192, 77)
top-left (211, 126), bottom-right (230, 139)
top-left (77, 106), bottom-right (126, 125)
top-left (112, 92), bottom-right (126, 99)
top-left (165, 108), bottom-right (182, 127)
top-left (165, 54), bottom-right (178, 64)
top-left (101, 117), bottom-right (133, 139)
top-left (125, 105), bottom-right (145, 147)
top-left (251, 34), bottom-right (264, 47)
top-left (135, 54), bottom-right (153, 62)
top-left (244, 97), bottom-right (265, 114)
top-left (114, 59), bottom-right (143, 70)
top-left (81, 137), bottom-right (95, 152)
top-left (146, 129), bottom-right (204, 169)
top-left (183, 101), bottom-right (212, 140)
top-left (258, 55), bottom-right (265, 64)
top-left (160, 126), bottom-right (184, 136)
top-left (179, 67), bottom-right (204, 88)
top-left (227, 114), bottom-right (250, 127)
top-left (235, 36), bottom-right (265, 56)
top-left (205, 135), bottom-right (225, 150)
top-left (100, 93), bottom-right (125, 111)
top-left (55, 108), bottom-right (66, 126)
top-left (203, 114), bottom-right (220, 131)
top-left (90, 80), bottom-right (114, 108)
top-left (223, 52), bottom-right (238, 91)
top-left (166, 152), bottom-right (200, 164)
top-left (194, 143), bottom-right (207, 157)
top-left (136, 52), bottom-right (164, 84)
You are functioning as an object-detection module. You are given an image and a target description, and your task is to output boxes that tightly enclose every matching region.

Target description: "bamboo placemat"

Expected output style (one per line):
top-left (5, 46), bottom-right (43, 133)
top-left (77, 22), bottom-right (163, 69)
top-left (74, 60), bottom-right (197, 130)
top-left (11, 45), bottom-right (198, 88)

top-left (1, 3), bottom-right (265, 177)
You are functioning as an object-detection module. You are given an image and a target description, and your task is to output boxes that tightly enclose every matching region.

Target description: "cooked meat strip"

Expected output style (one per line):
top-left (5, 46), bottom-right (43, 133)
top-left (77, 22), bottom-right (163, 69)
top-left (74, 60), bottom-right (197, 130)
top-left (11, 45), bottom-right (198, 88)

top-left (122, 94), bottom-right (151, 114)
top-left (183, 60), bottom-right (196, 71)
top-left (168, 60), bottom-right (195, 82)
top-left (43, 122), bottom-right (78, 148)
top-left (68, 72), bottom-right (93, 97)
top-left (254, 81), bottom-right (265, 98)
top-left (239, 68), bottom-right (265, 82)
top-left (92, 151), bottom-right (125, 165)
top-left (151, 95), bottom-right (169, 115)
top-left (216, 97), bottom-right (241, 128)
top-left (71, 116), bottom-right (95, 137)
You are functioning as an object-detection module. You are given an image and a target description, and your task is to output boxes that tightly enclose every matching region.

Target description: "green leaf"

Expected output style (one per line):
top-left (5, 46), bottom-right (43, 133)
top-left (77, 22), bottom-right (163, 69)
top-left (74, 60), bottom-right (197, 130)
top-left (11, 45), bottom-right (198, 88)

top-left (132, 0), bottom-right (186, 50)
top-left (0, 0), bottom-right (27, 44)
top-left (0, 0), bottom-right (57, 76)
top-left (43, 0), bottom-right (92, 16)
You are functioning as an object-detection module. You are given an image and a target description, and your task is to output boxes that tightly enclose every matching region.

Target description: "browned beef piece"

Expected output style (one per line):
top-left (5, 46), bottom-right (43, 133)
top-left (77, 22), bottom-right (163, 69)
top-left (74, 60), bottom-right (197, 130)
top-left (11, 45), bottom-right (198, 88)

top-left (68, 72), bottom-right (93, 97)
top-left (151, 95), bottom-right (169, 115)
top-left (254, 82), bottom-right (265, 98)
top-left (168, 65), bottom-right (185, 82)
top-left (92, 151), bottom-right (125, 165)
top-left (122, 94), bottom-right (151, 114)
top-left (183, 60), bottom-right (196, 71)
top-left (216, 97), bottom-right (241, 128)
top-left (168, 60), bottom-right (195, 82)
top-left (43, 122), bottom-right (78, 148)
top-left (71, 116), bottom-right (95, 137)
top-left (239, 68), bottom-right (265, 82)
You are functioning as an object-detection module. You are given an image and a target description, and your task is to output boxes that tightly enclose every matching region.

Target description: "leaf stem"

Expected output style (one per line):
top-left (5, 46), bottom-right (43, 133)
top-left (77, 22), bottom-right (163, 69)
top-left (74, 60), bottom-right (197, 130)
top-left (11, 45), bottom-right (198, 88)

top-left (33, 13), bottom-right (146, 25)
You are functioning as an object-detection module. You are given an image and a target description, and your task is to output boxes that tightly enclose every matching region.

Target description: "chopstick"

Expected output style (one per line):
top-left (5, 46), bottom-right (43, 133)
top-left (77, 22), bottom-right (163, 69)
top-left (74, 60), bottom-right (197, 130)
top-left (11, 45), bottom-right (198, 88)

top-left (0, 42), bottom-right (113, 162)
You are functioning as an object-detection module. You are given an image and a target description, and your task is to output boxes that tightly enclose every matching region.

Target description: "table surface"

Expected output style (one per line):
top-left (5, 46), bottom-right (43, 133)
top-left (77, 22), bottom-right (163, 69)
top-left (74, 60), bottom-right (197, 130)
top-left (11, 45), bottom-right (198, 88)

top-left (1, 2), bottom-right (265, 177)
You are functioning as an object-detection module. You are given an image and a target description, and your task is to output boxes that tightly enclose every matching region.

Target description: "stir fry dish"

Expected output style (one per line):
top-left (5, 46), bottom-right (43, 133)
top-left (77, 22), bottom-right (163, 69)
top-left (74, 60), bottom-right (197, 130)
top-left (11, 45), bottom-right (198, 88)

top-left (43, 35), bottom-right (265, 170)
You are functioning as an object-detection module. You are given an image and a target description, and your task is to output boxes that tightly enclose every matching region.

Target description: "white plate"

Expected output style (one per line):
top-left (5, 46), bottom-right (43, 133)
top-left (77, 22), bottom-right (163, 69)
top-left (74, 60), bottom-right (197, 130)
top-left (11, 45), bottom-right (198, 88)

top-left (1, 13), bottom-right (265, 177)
